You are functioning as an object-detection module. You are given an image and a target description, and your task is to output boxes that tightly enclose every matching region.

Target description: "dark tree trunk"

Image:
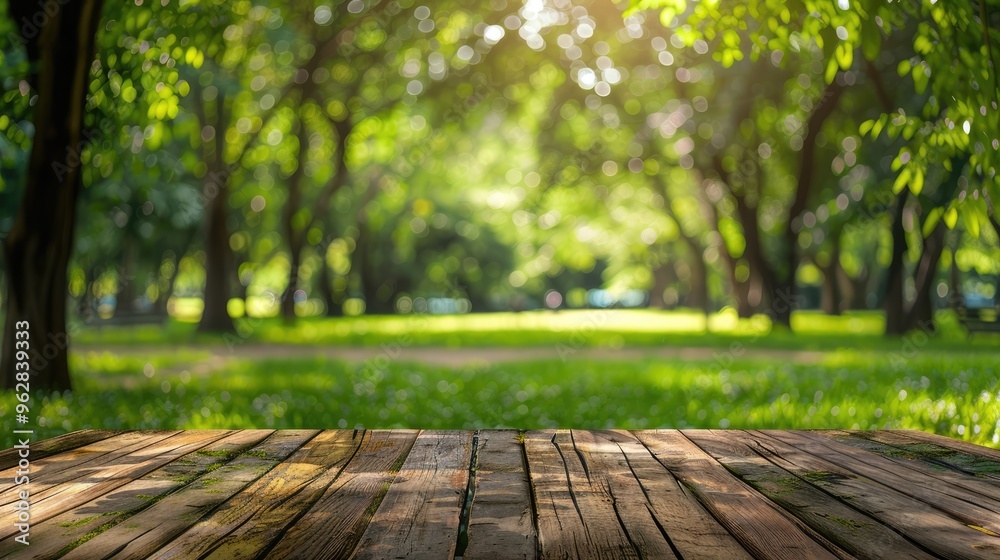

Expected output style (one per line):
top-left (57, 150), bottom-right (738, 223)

top-left (883, 191), bottom-right (911, 336)
top-left (678, 235), bottom-right (710, 316)
top-left (316, 249), bottom-right (340, 317)
top-left (820, 230), bottom-right (844, 315)
top-left (885, 157), bottom-right (965, 334)
top-left (354, 222), bottom-right (393, 315)
top-left (733, 200), bottom-right (778, 321)
top-left (906, 220), bottom-right (946, 332)
top-left (156, 255), bottom-right (179, 317)
top-left (648, 260), bottom-right (673, 309)
top-left (281, 252), bottom-right (300, 323)
top-left (723, 260), bottom-right (755, 318)
top-left (1, 0), bottom-right (105, 392)
top-left (779, 79), bottom-right (845, 328)
top-left (116, 237), bottom-right (137, 316)
top-left (846, 270), bottom-right (871, 310)
top-left (197, 172), bottom-right (235, 332)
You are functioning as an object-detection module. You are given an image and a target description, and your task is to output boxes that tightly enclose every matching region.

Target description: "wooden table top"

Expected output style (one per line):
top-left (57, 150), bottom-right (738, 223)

top-left (1, 429), bottom-right (999, 559)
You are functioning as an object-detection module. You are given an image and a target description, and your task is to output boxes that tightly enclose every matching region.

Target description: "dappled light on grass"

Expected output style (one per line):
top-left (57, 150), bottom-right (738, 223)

top-left (2, 349), bottom-right (997, 448)
top-left (72, 309), bottom-right (992, 352)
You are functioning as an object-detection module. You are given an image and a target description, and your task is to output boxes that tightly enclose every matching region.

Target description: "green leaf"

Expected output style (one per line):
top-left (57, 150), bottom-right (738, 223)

top-left (910, 169), bottom-right (924, 195)
top-left (836, 42), bottom-right (854, 71)
top-left (912, 67), bottom-right (928, 94)
top-left (944, 207), bottom-right (958, 229)
top-left (922, 207), bottom-right (944, 237)
top-left (871, 115), bottom-right (886, 138)
top-left (897, 59), bottom-right (911, 77)
top-left (825, 57), bottom-right (839, 84)
top-left (962, 206), bottom-right (981, 238)
top-left (892, 168), bottom-right (911, 192)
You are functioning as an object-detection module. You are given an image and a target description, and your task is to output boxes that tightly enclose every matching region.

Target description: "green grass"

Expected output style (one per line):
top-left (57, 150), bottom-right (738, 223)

top-left (2, 346), bottom-right (997, 447)
top-left (73, 308), bottom-right (1000, 353)
top-left (3, 309), bottom-right (998, 449)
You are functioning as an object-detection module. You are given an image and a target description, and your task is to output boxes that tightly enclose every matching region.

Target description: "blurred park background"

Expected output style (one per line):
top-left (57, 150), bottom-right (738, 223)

top-left (0, 0), bottom-right (998, 445)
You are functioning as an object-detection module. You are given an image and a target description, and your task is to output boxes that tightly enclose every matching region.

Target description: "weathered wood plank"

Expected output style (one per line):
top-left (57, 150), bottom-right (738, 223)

top-left (570, 430), bottom-right (678, 559)
top-left (0, 430), bottom-right (225, 541)
top-left (0, 429), bottom-right (122, 470)
top-left (609, 431), bottom-right (757, 560)
top-left (0, 430), bottom-right (273, 560)
top-left (744, 430), bottom-right (1000, 559)
top-left (264, 430), bottom-right (419, 560)
top-left (685, 429), bottom-right (935, 560)
top-left (842, 430), bottom-right (1000, 481)
top-left (351, 430), bottom-right (472, 560)
top-left (524, 430), bottom-right (638, 560)
top-left (636, 430), bottom-right (844, 560)
top-left (768, 431), bottom-right (1000, 526)
top-left (149, 430), bottom-right (360, 560)
top-left (62, 430), bottom-right (319, 560)
top-left (894, 430), bottom-right (1000, 463)
top-left (0, 431), bottom-right (177, 499)
top-left (831, 430), bottom-right (1000, 474)
top-left (815, 430), bottom-right (1000, 495)
top-left (191, 429), bottom-right (369, 560)
top-left (462, 431), bottom-right (536, 560)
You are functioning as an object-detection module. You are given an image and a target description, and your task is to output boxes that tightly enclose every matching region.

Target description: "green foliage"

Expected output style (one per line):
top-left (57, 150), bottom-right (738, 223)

top-left (2, 339), bottom-right (997, 447)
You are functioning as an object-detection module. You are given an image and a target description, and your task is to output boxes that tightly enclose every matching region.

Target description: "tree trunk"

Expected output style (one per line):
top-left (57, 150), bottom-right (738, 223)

top-left (281, 250), bottom-right (300, 323)
top-left (846, 270), bottom-right (871, 310)
top-left (678, 235), bottom-right (710, 316)
top-left (906, 221), bottom-right (946, 332)
top-left (116, 237), bottom-right (137, 316)
top-left (316, 249), bottom-right (340, 317)
top-left (820, 230), bottom-right (844, 315)
top-left (722, 260), bottom-right (754, 318)
top-left (197, 173), bottom-right (235, 332)
top-left (779, 79), bottom-right (845, 328)
top-left (156, 254), bottom-right (179, 317)
top-left (354, 222), bottom-right (393, 315)
top-left (1, 0), bottom-right (105, 391)
top-left (648, 260), bottom-right (673, 309)
top-left (733, 201), bottom-right (779, 321)
top-left (883, 191), bottom-right (911, 335)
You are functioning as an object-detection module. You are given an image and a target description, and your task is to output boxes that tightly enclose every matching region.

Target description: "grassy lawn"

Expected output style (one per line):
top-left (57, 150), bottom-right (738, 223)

top-left (4, 309), bottom-right (998, 447)
top-left (76, 308), bottom-right (999, 352)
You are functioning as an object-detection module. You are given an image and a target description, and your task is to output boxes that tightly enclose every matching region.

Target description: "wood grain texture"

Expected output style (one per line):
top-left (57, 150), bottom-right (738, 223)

top-left (767, 431), bottom-right (1000, 529)
top-left (745, 430), bottom-right (1000, 559)
top-left (61, 430), bottom-right (319, 560)
top-left (6, 429), bottom-right (1000, 560)
top-left (813, 430), bottom-right (1000, 499)
top-left (350, 430), bottom-right (472, 560)
top-left (0, 430), bottom-right (273, 560)
top-left (0, 430), bottom-right (224, 541)
top-left (264, 430), bottom-right (419, 560)
top-left (0, 431), bottom-right (176, 499)
top-left (570, 430), bottom-right (677, 559)
top-left (151, 430), bottom-right (360, 560)
top-left (0, 429), bottom-right (121, 470)
top-left (524, 430), bottom-right (639, 560)
top-left (611, 430), bottom-right (757, 560)
top-left (636, 430), bottom-right (845, 560)
top-left (685, 429), bottom-right (935, 560)
top-left (831, 429), bottom-right (1000, 481)
top-left (462, 431), bottom-right (536, 560)
top-left (894, 430), bottom-right (1000, 463)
